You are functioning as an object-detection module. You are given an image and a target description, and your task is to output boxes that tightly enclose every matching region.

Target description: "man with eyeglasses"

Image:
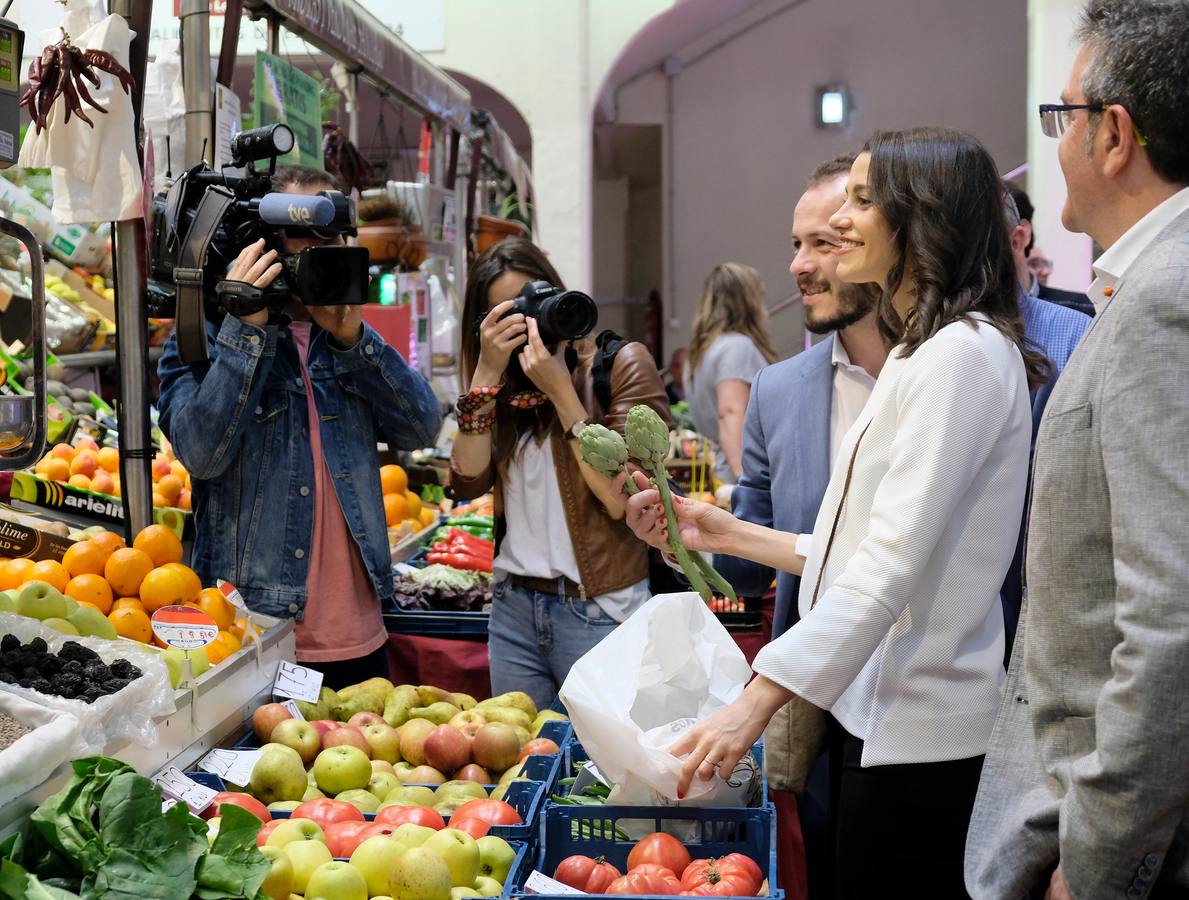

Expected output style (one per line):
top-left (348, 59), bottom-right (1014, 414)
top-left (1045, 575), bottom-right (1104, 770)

top-left (965, 1), bottom-right (1189, 899)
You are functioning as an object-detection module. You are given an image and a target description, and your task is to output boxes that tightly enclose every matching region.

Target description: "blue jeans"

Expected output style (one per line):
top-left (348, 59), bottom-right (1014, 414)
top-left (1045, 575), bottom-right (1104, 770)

top-left (487, 579), bottom-right (619, 712)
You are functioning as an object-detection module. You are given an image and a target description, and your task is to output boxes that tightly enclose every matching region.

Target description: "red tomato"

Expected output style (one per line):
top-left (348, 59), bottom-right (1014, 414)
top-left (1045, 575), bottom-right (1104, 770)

top-left (628, 864), bottom-right (682, 893)
top-left (359, 822), bottom-right (401, 843)
top-left (374, 805), bottom-right (446, 830)
top-left (323, 820), bottom-right (371, 858)
top-left (627, 833), bottom-right (691, 878)
top-left (606, 870), bottom-right (681, 895)
top-left (451, 798), bottom-right (523, 826)
top-left (680, 855), bottom-right (763, 897)
top-left (206, 791), bottom-right (270, 823)
top-left (291, 798), bottom-right (364, 830)
top-left (448, 817), bottom-right (492, 839)
top-left (517, 738), bottom-right (561, 762)
top-left (553, 855), bottom-right (622, 893)
top-left (255, 819), bottom-right (284, 847)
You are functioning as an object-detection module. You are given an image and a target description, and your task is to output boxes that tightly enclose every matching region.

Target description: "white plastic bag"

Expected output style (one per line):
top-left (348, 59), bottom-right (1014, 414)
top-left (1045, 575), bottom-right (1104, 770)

top-left (142, 39), bottom-right (186, 197)
top-left (0, 612), bottom-right (175, 754)
top-left (0, 692), bottom-right (80, 807)
top-left (559, 592), bottom-right (756, 805)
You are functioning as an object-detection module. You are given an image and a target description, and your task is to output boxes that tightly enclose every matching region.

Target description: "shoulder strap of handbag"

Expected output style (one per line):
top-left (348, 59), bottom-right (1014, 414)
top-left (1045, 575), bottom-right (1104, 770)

top-left (811, 420), bottom-right (872, 609)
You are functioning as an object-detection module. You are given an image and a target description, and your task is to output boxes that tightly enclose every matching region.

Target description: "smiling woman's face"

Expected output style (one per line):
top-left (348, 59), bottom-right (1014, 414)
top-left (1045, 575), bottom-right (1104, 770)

top-left (827, 153), bottom-right (897, 286)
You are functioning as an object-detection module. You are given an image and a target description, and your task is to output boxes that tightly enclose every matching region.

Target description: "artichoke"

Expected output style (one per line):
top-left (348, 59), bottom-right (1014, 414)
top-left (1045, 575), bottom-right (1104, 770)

top-left (579, 424), bottom-right (628, 478)
top-left (626, 404), bottom-right (670, 468)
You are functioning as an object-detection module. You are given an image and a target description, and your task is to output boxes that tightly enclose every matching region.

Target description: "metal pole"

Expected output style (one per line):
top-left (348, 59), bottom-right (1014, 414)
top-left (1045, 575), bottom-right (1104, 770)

top-left (267, 16), bottom-right (280, 54)
top-left (109, 0), bottom-right (153, 537)
top-left (348, 72), bottom-right (359, 145)
top-left (180, 0), bottom-right (213, 166)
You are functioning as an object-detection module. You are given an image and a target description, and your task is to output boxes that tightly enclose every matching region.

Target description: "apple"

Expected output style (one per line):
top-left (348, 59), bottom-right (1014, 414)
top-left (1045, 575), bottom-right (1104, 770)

top-left (476, 835), bottom-right (516, 884)
top-left (394, 761), bottom-right (417, 780)
top-left (259, 845), bottom-right (294, 900)
top-left (363, 723), bottom-right (403, 764)
top-left (253, 703), bottom-right (293, 743)
top-left (257, 819), bottom-right (285, 847)
top-left (435, 781), bottom-right (487, 803)
top-left (348, 711), bottom-right (385, 729)
top-left (291, 798), bottom-right (364, 830)
top-left (305, 860), bottom-right (367, 900)
top-left (350, 835), bottom-right (412, 897)
top-left (249, 748), bottom-right (309, 805)
top-left (205, 816), bottom-right (221, 845)
top-left (518, 738), bottom-right (560, 762)
top-left (335, 788), bottom-right (381, 814)
top-left (280, 839), bottom-right (332, 895)
top-left (422, 829), bottom-right (479, 888)
top-left (458, 721), bottom-right (485, 741)
top-left (453, 765), bottom-right (491, 784)
top-left (204, 791), bottom-right (271, 823)
top-left (381, 785), bottom-right (437, 808)
top-left (404, 765), bottom-right (448, 786)
top-left (371, 760), bottom-right (397, 777)
top-left (310, 719), bottom-right (342, 741)
top-left (270, 719), bottom-right (321, 765)
top-left (399, 718), bottom-right (437, 767)
top-left (470, 724), bottom-right (520, 773)
top-left (323, 725), bottom-right (372, 757)
top-left (389, 847), bottom-right (454, 900)
top-left (448, 711), bottom-right (486, 730)
top-left (368, 771), bottom-right (401, 800)
top-left (472, 875), bottom-right (503, 897)
top-left (0, 589), bottom-right (17, 613)
top-left (16, 581), bottom-right (67, 620)
top-left (264, 817), bottom-right (324, 848)
top-left (323, 820), bottom-right (372, 858)
top-left (392, 822), bottom-right (438, 848)
top-left (424, 726), bottom-right (471, 774)
top-left (313, 746), bottom-right (373, 795)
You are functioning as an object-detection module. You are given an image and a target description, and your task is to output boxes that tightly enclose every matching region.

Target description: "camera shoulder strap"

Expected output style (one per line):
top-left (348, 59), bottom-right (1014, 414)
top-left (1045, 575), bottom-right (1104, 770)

top-left (591, 329), bottom-right (629, 411)
top-left (175, 185), bottom-right (236, 364)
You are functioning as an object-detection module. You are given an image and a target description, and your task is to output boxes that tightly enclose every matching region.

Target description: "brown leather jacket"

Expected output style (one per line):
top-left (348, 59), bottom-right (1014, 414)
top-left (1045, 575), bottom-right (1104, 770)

top-left (449, 341), bottom-right (672, 597)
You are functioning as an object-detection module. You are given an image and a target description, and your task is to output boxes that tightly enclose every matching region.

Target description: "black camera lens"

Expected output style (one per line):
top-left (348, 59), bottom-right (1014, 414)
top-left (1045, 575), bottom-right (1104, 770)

top-left (538, 290), bottom-right (598, 344)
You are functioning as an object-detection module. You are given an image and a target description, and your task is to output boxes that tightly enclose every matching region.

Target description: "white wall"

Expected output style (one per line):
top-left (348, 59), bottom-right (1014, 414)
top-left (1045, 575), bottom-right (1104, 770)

top-left (616, 0), bottom-right (1029, 357)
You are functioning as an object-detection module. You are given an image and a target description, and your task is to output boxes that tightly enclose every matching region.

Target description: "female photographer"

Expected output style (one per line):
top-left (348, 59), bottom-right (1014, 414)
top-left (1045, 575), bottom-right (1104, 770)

top-left (625, 128), bottom-right (1048, 896)
top-left (451, 238), bottom-right (670, 711)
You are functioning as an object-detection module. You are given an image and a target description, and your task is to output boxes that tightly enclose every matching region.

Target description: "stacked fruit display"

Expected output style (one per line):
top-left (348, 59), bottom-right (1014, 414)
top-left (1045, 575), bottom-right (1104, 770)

top-left (381, 463), bottom-right (436, 531)
top-left (30, 436), bottom-right (193, 510)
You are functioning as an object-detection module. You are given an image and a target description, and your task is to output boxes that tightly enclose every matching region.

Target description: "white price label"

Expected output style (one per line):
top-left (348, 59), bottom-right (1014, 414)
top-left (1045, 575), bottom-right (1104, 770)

top-left (216, 579), bottom-right (248, 611)
top-left (198, 748), bottom-right (262, 787)
top-left (273, 660), bottom-right (323, 703)
top-left (152, 766), bottom-right (217, 814)
top-left (523, 871), bottom-right (584, 895)
top-left (281, 699), bottom-right (304, 720)
top-left (151, 605), bottom-right (219, 650)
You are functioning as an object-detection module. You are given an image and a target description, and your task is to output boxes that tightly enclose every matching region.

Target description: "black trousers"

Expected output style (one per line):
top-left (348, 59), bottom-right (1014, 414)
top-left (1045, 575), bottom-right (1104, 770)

top-left (300, 644), bottom-right (390, 689)
top-left (828, 718), bottom-right (984, 899)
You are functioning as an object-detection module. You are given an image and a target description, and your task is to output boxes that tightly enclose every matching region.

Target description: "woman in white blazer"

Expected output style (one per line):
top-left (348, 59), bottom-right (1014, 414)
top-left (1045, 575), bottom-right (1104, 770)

top-left (626, 127), bottom-right (1050, 897)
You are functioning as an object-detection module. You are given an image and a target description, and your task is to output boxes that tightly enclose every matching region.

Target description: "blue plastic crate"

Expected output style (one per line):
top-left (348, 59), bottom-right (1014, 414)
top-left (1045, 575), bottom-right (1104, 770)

top-left (514, 804), bottom-right (781, 900)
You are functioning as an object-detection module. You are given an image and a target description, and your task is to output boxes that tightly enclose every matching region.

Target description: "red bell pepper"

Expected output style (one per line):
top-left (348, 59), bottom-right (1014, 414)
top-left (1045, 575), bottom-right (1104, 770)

top-left (427, 551), bottom-right (493, 572)
top-left (446, 527), bottom-right (495, 555)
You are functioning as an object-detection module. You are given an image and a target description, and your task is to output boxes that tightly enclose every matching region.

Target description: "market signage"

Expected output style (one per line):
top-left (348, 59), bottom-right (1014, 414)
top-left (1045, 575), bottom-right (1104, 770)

top-left (253, 51), bottom-right (323, 168)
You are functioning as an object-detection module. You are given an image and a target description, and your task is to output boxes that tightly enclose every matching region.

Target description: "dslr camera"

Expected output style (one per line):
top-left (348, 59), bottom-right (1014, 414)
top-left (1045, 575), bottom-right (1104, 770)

top-left (148, 123), bottom-right (371, 363)
top-left (482, 280), bottom-right (598, 346)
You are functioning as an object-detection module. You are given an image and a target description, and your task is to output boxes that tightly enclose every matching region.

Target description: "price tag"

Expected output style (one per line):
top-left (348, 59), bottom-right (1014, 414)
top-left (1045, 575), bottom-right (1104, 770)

top-left (523, 872), bottom-right (584, 895)
top-left (161, 797), bottom-right (180, 814)
top-left (198, 748), bottom-right (262, 787)
top-left (152, 766), bottom-right (217, 814)
top-left (273, 660), bottom-right (323, 703)
top-left (281, 699), bottom-right (304, 720)
top-left (151, 605), bottom-right (219, 651)
top-left (216, 578), bottom-right (248, 611)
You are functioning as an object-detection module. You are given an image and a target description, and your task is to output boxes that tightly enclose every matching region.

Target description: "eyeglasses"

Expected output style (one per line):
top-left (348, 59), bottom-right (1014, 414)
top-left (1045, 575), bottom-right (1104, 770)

top-left (1038, 102), bottom-right (1148, 146)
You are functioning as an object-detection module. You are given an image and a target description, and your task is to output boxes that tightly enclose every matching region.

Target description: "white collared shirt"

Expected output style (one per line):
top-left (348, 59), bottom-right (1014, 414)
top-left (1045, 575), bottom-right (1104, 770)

top-left (1088, 186), bottom-right (1189, 312)
top-left (830, 334), bottom-right (878, 470)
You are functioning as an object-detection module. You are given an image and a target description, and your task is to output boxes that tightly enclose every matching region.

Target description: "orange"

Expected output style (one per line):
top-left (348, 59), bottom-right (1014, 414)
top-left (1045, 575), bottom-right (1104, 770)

top-left (379, 464), bottom-right (408, 496)
top-left (404, 490), bottom-right (422, 520)
top-left (133, 524), bottom-right (184, 567)
top-left (65, 573), bottom-right (114, 614)
top-left (97, 446), bottom-right (120, 473)
top-left (89, 530), bottom-right (126, 556)
top-left (419, 507), bottom-right (436, 527)
top-left (383, 493), bottom-right (407, 526)
top-left (68, 474), bottom-right (92, 490)
top-left (156, 474), bottom-right (184, 505)
top-left (42, 457), bottom-right (70, 482)
top-left (104, 547), bottom-right (154, 597)
top-left (138, 566), bottom-right (188, 614)
top-left (28, 560), bottom-right (69, 592)
top-left (0, 558), bottom-right (34, 590)
top-left (162, 562), bottom-right (201, 604)
top-left (34, 456), bottom-right (53, 476)
top-left (62, 540), bottom-right (108, 577)
top-left (191, 587), bottom-right (235, 631)
top-left (203, 640), bottom-right (230, 665)
top-left (108, 606), bottom-right (152, 643)
top-left (113, 597), bottom-right (144, 612)
top-left (215, 629), bottom-right (242, 653)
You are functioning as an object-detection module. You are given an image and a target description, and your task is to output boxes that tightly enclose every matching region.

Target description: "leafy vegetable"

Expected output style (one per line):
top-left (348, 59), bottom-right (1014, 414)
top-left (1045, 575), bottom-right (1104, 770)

top-left (194, 805), bottom-right (271, 900)
top-left (409, 564), bottom-right (485, 591)
top-left (0, 857), bottom-right (81, 900)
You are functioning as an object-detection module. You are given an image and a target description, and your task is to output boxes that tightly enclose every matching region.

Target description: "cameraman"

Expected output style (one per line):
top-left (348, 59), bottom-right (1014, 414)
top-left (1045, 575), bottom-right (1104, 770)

top-left (158, 165), bottom-right (441, 682)
top-left (451, 238), bottom-right (670, 711)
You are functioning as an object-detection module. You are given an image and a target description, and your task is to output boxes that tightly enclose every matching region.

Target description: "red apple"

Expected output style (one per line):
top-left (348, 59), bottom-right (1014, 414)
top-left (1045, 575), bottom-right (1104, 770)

top-left (518, 737), bottom-right (561, 762)
top-left (424, 725), bottom-right (471, 774)
top-left (309, 720), bottom-right (342, 741)
top-left (323, 820), bottom-right (372, 858)
top-left (205, 791), bottom-right (271, 823)
top-left (291, 797), bottom-right (364, 830)
top-left (398, 719), bottom-right (436, 767)
top-left (458, 721), bottom-right (484, 740)
top-left (471, 723), bottom-right (521, 773)
top-left (347, 711), bottom-right (385, 729)
top-left (453, 764), bottom-right (491, 784)
top-left (322, 725), bottom-right (371, 757)
top-left (252, 703), bottom-right (293, 743)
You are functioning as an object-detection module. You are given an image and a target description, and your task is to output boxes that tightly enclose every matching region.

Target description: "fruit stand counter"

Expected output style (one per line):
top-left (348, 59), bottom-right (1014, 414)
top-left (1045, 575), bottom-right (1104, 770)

top-left (0, 613), bottom-right (296, 840)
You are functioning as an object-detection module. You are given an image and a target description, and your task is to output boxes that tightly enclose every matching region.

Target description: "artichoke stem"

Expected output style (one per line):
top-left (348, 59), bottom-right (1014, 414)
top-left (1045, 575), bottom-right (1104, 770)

top-left (691, 549), bottom-right (738, 603)
top-left (652, 464), bottom-right (712, 602)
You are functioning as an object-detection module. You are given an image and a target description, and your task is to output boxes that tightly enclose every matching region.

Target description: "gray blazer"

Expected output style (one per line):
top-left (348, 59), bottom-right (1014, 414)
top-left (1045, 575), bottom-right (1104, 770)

top-left (965, 208), bottom-right (1189, 899)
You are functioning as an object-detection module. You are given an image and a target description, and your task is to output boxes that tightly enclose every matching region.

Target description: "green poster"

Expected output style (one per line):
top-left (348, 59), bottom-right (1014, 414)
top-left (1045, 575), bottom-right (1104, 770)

top-left (252, 51), bottom-right (323, 169)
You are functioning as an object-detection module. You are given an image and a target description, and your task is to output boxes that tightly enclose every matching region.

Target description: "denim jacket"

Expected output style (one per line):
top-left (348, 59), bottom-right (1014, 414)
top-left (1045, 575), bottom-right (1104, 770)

top-left (157, 314), bottom-right (441, 620)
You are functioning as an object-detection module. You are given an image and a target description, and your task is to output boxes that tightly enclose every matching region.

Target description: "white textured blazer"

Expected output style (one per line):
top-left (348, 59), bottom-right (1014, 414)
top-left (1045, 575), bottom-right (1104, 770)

top-left (753, 314), bottom-right (1032, 767)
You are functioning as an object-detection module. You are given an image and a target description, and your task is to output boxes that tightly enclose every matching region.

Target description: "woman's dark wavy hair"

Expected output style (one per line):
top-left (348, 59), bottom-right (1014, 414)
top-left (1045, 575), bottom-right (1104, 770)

top-left (460, 237), bottom-right (567, 481)
top-left (865, 127), bottom-right (1050, 389)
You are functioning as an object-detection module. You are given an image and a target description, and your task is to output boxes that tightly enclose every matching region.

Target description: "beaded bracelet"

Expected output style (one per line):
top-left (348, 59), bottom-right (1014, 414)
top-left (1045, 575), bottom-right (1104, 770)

top-left (457, 408), bottom-right (497, 434)
top-left (457, 382), bottom-right (503, 416)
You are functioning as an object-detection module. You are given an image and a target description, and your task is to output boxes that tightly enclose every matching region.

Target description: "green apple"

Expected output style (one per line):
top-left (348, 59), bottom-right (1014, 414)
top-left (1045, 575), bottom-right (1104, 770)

top-left (205, 816), bottom-right (221, 845)
top-left (280, 839), bottom-right (332, 895)
top-left (259, 845), bottom-right (294, 900)
top-left (181, 648), bottom-right (211, 679)
top-left (349, 835), bottom-right (412, 897)
top-left (334, 788), bottom-right (380, 814)
top-left (264, 817), bottom-right (325, 848)
top-left (389, 847), bottom-right (453, 900)
top-left (313, 745), bottom-right (372, 795)
top-left (368, 771), bottom-right (401, 800)
top-left (392, 823), bottom-right (437, 848)
top-left (250, 749), bottom-right (308, 805)
top-left (16, 581), bottom-right (67, 620)
top-left (66, 603), bottom-right (117, 639)
top-left (41, 617), bottom-right (79, 635)
top-left (475, 836), bottom-right (516, 885)
top-left (267, 801), bottom-right (301, 813)
top-left (471, 876), bottom-right (502, 897)
top-left (304, 860), bottom-right (367, 900)
top-left (381, 785), bottom-right (436, 808)
top-left (259, 742), bottom-right (303, 765)
top-left (422, 829), bottom-right (479, 887)
top-left (451, 889), bottom-right (482, 899)
top-left (434, 781), bottom-right (487, 803)
top-left (0, 589), bottom-right (18, 613)
top-left (60, 596), bottom-right (78, 615)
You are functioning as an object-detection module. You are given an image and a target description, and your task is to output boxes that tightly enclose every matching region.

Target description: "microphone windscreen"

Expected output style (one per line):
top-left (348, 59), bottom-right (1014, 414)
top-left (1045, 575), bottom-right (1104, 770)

top-left (258, 192), bottom-right (335, 227)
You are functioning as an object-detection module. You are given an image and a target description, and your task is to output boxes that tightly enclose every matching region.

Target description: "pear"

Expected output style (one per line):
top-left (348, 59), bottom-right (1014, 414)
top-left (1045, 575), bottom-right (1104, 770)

top-left (450, 692), bottom-right (477, 711)
top-left (495, 691), bottom-right (538, 718)
top-left (355, 677), bottom-right (395, 700)
top-left (530, 709), bottom-right (568, 738)
top-left (384, 685), bottom-right (420, 728)
top-left (417, 684), bottom-right (454, 706)
top-left (42, 617), bottom-right (79, 635)
top-left (476, 706), bottom-right (532, 730)
top-left (0, 590), bottom-right (17, 613)
top-left (332, 692), bottom-right (385, 722)
top-left (409, 702), bottom-right (460, 726)
top-left (66, 603), bottom-right (118, 640)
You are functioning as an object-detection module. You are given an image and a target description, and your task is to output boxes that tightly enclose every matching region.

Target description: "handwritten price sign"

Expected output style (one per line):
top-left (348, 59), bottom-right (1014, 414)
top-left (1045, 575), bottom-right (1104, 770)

top-left (273, 660), bottom-right (323, 703)
top-left (152, 766), bottom-right (217, 814)
top-left (198, 748), bottom-right (262, 787)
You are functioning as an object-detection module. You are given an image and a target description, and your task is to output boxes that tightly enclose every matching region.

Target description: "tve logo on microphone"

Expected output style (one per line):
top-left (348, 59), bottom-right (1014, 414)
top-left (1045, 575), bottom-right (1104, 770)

top-left (288, 203), bottom-right (314, 225)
